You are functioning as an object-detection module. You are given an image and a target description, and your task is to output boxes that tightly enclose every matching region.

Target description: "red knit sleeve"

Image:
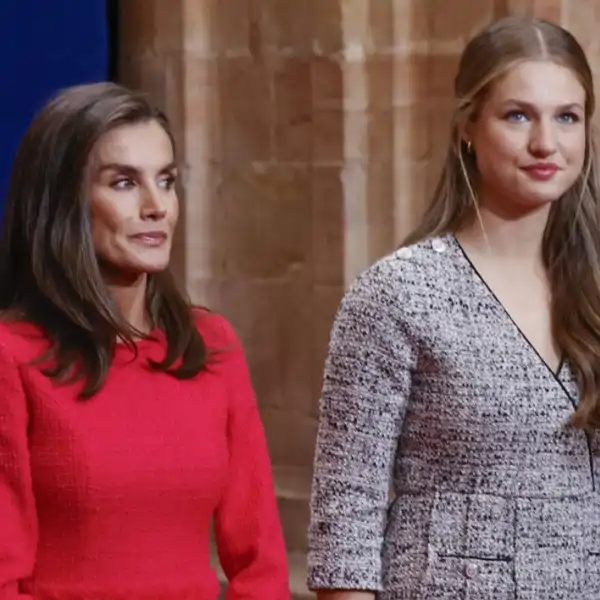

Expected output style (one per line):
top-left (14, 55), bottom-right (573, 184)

top-left (0, 343), bottom-right (36, 599)
top-left (204, 315), bottom-right (290, 600)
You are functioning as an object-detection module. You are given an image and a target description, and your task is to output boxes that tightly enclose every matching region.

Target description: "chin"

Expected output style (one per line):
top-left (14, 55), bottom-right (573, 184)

top-left (122, 258), bottom-right (170, 277)
top-left (521, 194), bottom-right (562, 207)
top-left (131, 251), bottom-right (172, 274)
top-left (515, 184), bottom-right (567, 208)
top-left (139, 263), bottom-right (170, 274)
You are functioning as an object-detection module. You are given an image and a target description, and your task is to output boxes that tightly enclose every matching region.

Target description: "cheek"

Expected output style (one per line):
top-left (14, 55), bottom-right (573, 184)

top-left (90, 196), bottom-right (128, 245)
top-left (564, 132), bottom-right (587, 166)
top-left (168, 194), bottom-right (179, 227)
top-left (475, 128), bottom-right (523, 169)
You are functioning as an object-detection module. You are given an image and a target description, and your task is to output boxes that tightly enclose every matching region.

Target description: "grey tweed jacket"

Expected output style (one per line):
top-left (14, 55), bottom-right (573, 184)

top-left (307, 234), bottom-right (600, 599)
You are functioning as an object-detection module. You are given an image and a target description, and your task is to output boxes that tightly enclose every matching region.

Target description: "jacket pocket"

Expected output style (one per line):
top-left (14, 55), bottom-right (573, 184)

top-left (422, 555), bottom-right (514, 600)
top-left (423, 492), bottom-right (516, 600)
top-left (429, 491), bottom-right (515, 559)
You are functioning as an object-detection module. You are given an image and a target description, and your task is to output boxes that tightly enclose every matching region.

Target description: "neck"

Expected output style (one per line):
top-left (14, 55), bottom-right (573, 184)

top-left (457, 202), bottom-right (551, 265)
top-left (105, 272), bottom-right (150, 334)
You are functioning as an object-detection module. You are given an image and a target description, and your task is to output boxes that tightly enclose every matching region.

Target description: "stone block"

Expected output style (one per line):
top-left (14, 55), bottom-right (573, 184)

top-left (344, 110), bottom-right (370, 160)
top-left (394, 159), bottom-right (442, 243)
top-left (272, 466), bottom-right (312, 552)
top-left (428, 98), bottom-right (456, 164)
top-left (118, 0), bottom-right (157, 56)
top-left (279, 282), bottom-right (321, 416)
top-left (119, 52), bottom-right (186, 124)
top-left (393, 0), bottom-right (430, 43)
top-left (313, 108), bottom-right (344, 163)
top-left (340, 0), bottom-right (371, 51)
top-left (563, 0), bottom-right (599, 49)
top-left (182, 0), bottom-right (218, 56)
top-left (365, 162), bottom-right (396, 261)
top-left (503, 0), bottom-right (563, 20)
top-left (342, 61), bottom-right (370, 111)
top-left (312, 167), bottom-right (344, 287)
top-left (259, 0), bottom-right (316, 55)
top-left (531, 0), bottom-right (563, 21)
top-left (369, 109), bottom-right (395, 160)
top-left (119, 54), bottom-right (166, 103)
top-left (429, 0), bottom-right (495, 42)
top-left (261, 407), bottom-right (318, 467)
top-left (213, 0), bottom-right (254, 57)
top-left (311, 57), bottom-right (344, 110)
top-left (208, 163), bottom-right (312, 279)
top-left (182, 58), bottom-right (222, 161)
top-left (314, 0), bottom-right (344, 56)
top-left (428, 54), bottom-right (461, 100)
top-left (393, 55), bottom-right (430, 106)
top-left (219, 57), bottom-right (271, 163)
top-left (368, 0), bottom-right (396, 50)
top-left (220, 163), bottom-right (312, 280)
top-left (179, 162), bottom-right (223, 280)
top-left (366, 57), bottom-right (394, 109)
top-left (153, 0), bottom-right (185, 54)
top-left (273, 58), bottom-right (313, 162)
top-left (340, 160), bottom-right (371, 280)
top-left (394, 103), bottom-right (432, 161)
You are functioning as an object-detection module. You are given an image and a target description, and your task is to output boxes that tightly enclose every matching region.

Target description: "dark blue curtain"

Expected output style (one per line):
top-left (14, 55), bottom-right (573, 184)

top-left (0, 1), bottom-right (110, 220)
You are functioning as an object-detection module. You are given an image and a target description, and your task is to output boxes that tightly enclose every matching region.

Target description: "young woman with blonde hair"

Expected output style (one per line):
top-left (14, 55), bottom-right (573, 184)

top-left (308, 16), bottom-right (600, 599)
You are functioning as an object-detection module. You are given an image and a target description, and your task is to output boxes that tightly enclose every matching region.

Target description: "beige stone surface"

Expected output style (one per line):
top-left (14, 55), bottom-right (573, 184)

top-left (118, 0), bottom-right (598, 590)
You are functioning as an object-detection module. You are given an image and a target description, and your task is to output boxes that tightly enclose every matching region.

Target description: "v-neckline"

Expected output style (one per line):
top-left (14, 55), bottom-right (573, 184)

top-left (449, 234), bottom-right (565, 379)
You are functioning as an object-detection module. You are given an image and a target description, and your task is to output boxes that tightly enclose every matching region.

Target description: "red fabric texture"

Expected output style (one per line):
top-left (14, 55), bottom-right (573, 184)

top-left (0, 312), bottom-right (289, 599)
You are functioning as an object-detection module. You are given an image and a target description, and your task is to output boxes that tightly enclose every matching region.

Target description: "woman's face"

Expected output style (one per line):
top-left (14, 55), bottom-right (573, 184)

top-left (466, 60), bottom-right (587, 215)
top-left (88, 120), bottom-right (178, 280)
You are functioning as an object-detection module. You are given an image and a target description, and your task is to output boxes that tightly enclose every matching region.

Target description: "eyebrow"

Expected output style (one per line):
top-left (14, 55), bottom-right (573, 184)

top-left (96, 161), bottom-right (178, 175)
top-left (502, 98), bottom-right (585, 112)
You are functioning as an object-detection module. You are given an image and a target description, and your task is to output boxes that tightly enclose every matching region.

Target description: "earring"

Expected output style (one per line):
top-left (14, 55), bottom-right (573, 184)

top-left (466, 141), bottom-right (473, 154)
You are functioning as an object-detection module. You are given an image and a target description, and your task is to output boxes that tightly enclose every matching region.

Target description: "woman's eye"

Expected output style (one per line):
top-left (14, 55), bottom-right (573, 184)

top-left (159, 175), bottom-right (177, 190)
top-left (505, 110), bottom-right (528, 123)
top-left (111, 178), bottom-right (135, 190)
top-left (558, 112), bottom-right (580, 124)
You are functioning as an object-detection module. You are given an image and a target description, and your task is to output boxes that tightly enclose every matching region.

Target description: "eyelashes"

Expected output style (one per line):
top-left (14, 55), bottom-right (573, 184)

top-left (109, 174), bottom-right (177, 191)
top-left (503, 110), bottom-right (581, 124)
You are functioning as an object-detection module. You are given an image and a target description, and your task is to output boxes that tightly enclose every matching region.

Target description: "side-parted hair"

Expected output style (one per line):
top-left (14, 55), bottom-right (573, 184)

top-left (0, 82), bottom-right (207, 397)
top-left (405, 17), bottom-right (600, 430)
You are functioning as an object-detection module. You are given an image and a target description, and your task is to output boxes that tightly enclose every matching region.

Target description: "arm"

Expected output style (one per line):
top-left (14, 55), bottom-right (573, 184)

top-left (0, 344), bottom-right (36, 599)
top-left (211, 319), bottom-right (290, 600)
top-left (307, 267), bottom-right (416, 593)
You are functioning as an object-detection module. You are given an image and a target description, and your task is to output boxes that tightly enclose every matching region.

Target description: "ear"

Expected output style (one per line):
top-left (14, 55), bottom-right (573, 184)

top-left (460, 119), bottom-right (474, 146)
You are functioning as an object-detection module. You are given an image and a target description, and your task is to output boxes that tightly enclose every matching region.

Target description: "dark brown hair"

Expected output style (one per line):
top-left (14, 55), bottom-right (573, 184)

top-left (405, 17), bottom-right (600, 429)
top-left (0, 82), bottom-right (208, 397)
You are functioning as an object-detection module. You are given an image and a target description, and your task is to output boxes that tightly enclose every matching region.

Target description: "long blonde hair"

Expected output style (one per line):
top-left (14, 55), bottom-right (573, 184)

top-left (405, 17), bottom-right (600, 430)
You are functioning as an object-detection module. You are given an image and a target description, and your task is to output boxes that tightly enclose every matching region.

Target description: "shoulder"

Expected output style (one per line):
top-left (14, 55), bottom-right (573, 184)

top-left (346, 234), bottom-right (458, 306)
top-left (192, 308), bottom-right (241, 354)
top-left (0, 319), bottom-right (47, 365)
top-left (192, 309), bottom-right (252, 393)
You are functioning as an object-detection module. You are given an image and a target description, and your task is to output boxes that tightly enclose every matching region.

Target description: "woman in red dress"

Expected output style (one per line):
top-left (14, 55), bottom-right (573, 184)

top-left (0, 82), bottom-right (289, 600)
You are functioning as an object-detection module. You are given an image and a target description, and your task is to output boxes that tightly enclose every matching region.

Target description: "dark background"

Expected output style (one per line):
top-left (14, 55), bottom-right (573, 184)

top-left (0, 1), bottom-right (117, 220)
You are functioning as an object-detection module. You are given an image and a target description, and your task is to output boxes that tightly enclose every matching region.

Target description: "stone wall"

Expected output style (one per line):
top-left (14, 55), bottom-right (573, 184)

top-left (117, 1), bottom-right (600, 595)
